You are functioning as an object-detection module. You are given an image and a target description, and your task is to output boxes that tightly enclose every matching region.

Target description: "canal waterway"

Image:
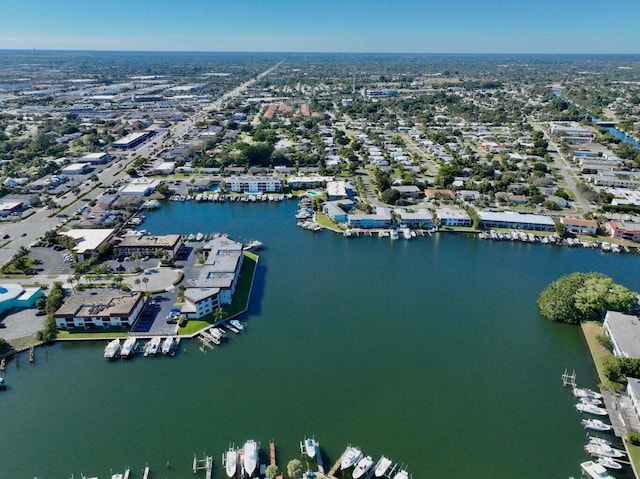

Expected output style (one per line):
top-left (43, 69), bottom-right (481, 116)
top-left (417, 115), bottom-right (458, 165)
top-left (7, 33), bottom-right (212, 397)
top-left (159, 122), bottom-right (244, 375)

top-left (1, 201), bottom-right (639, 479)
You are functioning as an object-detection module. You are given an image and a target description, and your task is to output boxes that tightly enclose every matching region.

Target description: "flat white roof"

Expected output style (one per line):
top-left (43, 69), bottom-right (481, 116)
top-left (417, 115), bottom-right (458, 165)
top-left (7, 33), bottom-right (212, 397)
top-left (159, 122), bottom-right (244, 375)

top-left (61, 229), bottom-right (114, 254)
top-left (82, 152), bottom-right (108, 160)
top-left (478, 211), bottom-right (555, 226)
top-left (61, 163), bottom-right (88, 172)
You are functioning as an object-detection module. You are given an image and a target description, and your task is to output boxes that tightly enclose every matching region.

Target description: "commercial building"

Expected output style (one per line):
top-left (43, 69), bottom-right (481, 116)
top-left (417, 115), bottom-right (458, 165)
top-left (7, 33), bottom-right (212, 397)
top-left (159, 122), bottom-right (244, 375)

top-left (153, 162), bottom-right (176, 175)
top-left (112, 131), bottom-right (154, 149)
top-left (592, 174), bottom-right (640, 189)
top-left (78, 152), bottom-right (112, 164)
top-left (561, 217), bottom-right (598, 236)
top-left (116, 234), bottom-right (183, 260)
top-left (604, 311), bottom-right (640, 358)
top-left (225, 176), bottom-right (283, 193)
top-left (0, 283), bottom-right (42, 314)
top-left (61, 163), bottom-right (91, 175)
top-left (478, 211), bottom-right (555, 232)
top-left (54, 291), bottom-right (145, 330)
top-left (60, 228), bottom-right (115, 262)
top-left (0, 200), bottom-right (25, 217)
top-left (120, 178), bottom-right (161, 196)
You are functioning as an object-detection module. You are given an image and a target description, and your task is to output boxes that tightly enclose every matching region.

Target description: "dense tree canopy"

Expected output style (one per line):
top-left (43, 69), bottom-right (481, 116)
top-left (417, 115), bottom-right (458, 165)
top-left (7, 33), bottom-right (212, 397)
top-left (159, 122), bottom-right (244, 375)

top-left (538, 272), bottom-right (637, 324)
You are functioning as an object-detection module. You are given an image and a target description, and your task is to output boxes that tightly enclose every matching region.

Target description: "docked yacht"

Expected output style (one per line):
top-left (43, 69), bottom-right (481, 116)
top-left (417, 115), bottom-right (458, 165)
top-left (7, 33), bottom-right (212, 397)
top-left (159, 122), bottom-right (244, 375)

top-left (304, 437), bottom-right (318, 458)
top-left (120, 337), bottom-right (137, 359)
top-left (597, 457), bottom-right (623, 470)
top-left (230, 319), bottom-right (244, 331)
top-left (392, 470), bottom-right (409, 479)
top-left (161, 336), bottom-right (175, 355)
top-left (104, 339), bottom-right (121, 359)
top-left (243, 240), bottom-right (264, 251)
top-left (390, 229), bottom-right (399, 240)
top-left (581, 460), bottom-right (614, 479)
top-left (225, 447), bottom-right (237, 478)
top-left (576, 402), bottom-right (608, 416)
top-left (340, 446), bottom-right (362, 470)
top-left (243, 440), bottom-right (258, 477)
top-left (147, 336), bottom-right (162, 356)
top-left (353, 456), bottom-right (374, 479)
top-left (582, 419), bottom-right (613, 432)
top-left (374, 457), bottom-right (392, 477)
top-left (585, 443), bottom-right (626, 458)
top-left (574, 387), bottom-right (603, 400)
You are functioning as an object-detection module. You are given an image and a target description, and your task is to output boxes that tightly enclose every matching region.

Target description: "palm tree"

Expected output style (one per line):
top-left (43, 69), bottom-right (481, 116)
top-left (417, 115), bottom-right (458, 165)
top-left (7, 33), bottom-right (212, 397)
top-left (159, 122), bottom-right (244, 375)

top-left (134, 278), bottom-right (141, 290)
top-left (213, 307), bottom-right (225, 322)
top-left (142, 277), bottom-right (149, 291)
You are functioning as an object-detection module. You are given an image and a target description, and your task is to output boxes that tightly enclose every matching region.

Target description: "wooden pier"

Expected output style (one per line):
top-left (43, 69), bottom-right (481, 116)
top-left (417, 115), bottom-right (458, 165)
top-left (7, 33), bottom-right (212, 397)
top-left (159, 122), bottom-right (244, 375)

top-left (327, 454), bottom-right (343, 478)
top-left (269, 441), bottom-right (276, 466)
top-left (28, 345), bottom-right (34, 363)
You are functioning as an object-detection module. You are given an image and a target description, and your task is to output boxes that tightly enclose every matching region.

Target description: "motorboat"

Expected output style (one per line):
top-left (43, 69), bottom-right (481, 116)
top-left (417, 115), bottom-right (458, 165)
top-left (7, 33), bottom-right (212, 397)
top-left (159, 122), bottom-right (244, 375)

top-left (576, 402), bottom-right (608, 416)
top-left (230, 319), bottom-right (244, 331)
top-left (597, 457), bottom-right (623, 470)
top-left (195, 232), bottom-right (204, 241)
top-left (243, 240), bottom-right (264, 251)
top-left (581, 461), bottom-right (613, 479)
top-left (374, 456), bottom-right (392, 477)
top-left (225, 447), bottom-right (237, 478)
top-left (147, 336), bottom-right (162, 355)
top-left (243, 439), bottom-right (258, 476)
top-left (304, 437), bottom-right (317, 458)
top-left (161, 336), bottom-right (175, 355)
top-left (582, 397), bottom-right (604, 406)
top-left (104, 339), bottom-right (121, 359)
top-left (585, 443), bottom-right (626, 458)
top-left (353, 456), bottom-right (374, 479)
top-left (392, 470), bottom-right (409, 479)
top-left (120, 337), bottom-right (136, 358)
top-left (589, 437), bottom-right (613, 447)
top-left (582, 419), bottom-right (613, 432)
top-left (340, 446), bottom-right (363, 470)
top-left (390, 229), bottom-right (399, 240)
top-left (574, 387), bottom-right (603, 400)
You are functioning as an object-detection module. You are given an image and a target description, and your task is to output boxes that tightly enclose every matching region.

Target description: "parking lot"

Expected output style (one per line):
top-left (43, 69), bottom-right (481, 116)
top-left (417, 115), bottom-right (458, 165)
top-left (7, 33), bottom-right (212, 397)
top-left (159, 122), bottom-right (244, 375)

top-left (28, 246), bottom-right (74, 276)
top-left (131, 290), bottom-right (180, 336)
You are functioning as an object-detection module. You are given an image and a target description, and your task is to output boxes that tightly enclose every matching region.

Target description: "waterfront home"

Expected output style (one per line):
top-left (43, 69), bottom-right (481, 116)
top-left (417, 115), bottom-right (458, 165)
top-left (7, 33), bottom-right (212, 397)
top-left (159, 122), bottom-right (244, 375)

top-left (224, 176), bottom-right (283, 193)
top-left (561, 217), bottom-right (598, 236)
top-left (116, 234), bottom-right (183, 260)
top-left (396, 209), bottom-right (433, 229)
top-left (478, 211), bottom-right (555, 232)
top-left (603, 311), bottom-right (640, 359)
top-left (54, 292), bottom-right (145, 330)
top-left (347, 207), bottom-right (392, 229)
top-left (606, 220), bottom-right (640, 243)
top-left (436, 207), bottom-right (473, 227)
top-left (322, 201), bottom-right (348, 223)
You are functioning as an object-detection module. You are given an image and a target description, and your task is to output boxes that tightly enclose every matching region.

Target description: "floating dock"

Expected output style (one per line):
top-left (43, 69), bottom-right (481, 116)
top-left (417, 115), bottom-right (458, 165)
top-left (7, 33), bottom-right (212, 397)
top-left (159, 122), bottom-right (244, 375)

top-left (327, 454), bottom-right (343, 478)
top-left (269, 441), bottom-right (276, 466)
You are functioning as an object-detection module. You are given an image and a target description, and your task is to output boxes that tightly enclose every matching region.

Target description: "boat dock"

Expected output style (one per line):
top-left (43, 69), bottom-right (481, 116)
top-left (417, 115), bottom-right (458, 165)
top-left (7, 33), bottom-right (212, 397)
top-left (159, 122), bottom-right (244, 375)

top-left (269, 441), bottom-right (276, 466)
top-left (193, 453), bottom-right (213, 479)
top-left (327, 454), bottom-right (342, 478)
top-left (28, 345), bottom-right (34, 363)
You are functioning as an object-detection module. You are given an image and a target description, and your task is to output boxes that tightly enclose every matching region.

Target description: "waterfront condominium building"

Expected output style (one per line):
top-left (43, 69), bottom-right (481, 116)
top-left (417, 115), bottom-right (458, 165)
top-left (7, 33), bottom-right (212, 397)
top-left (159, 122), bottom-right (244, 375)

top-left (224, 176), bottom-right (283, 193)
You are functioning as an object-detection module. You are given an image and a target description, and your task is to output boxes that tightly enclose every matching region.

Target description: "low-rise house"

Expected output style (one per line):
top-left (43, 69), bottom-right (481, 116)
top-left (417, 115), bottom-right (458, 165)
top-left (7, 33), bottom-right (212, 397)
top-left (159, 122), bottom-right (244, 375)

top-left (393, 185), bottom-right (422, 199)
top-left (396, 209), bottom-right (433, 228)
top-left (604, 311), bottom-right (640, 358)
top-left (607, 220), bottom-right (640, 243)
top-left (347, 207), bottom-right (392, 229)
top-left (561, 217), bottom-right (598, 236)
top-left (436, 207), bottom-right (473, 227)
top-left (54, 291), bottom-right (145, 330)
top-left (478, 211), bottom-right (555, 232)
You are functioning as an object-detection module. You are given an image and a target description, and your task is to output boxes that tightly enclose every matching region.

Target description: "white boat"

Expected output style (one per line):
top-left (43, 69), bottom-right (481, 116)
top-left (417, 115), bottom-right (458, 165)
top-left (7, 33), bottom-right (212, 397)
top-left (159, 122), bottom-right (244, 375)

top-left (574, 387), bottom-right (603, 400)
top-left (597, 457), bottom-right (623, 470)
top-left (582, 419), bottom-right (613, 432)
top-left (243, 440), bottom-right (258, 476)
top-left (582, 397), bottom-right (604, 406)
top-left (304, 437), bottom-right (317, 458)
top-left (392, 470), bottom-right (409, 479)
top-left (589, 437), bottom-right (613, 447)
top-left (243, 240), bottom-right (264, 251)
top-left (230, 319), bottom-right (244, 331)
top-left (195, 232), bottom-right (204, 241)
top-left (390, 229), bottom-right (399, 240)
top-left (581, 461), bottom-right (613, 479)
top-left (576, 402), bottom-right (608, 416)
top-left (225, 447), bottom-right (237, 478)
top-left (353, 456), bottom-right (374, 479)
top-left (340, 446), bottom-right (362, 470)
top-left (161, 336), bottom-right (175, 355)
top-left (147, 336), bottom-right (162, 355)
top-left (120, 337), bottom-right (136, 358)
top-left (104, 339), bottom-right (121, 359)
top-left (585, 443), bottom-right (626, 458)
top-left (374, 456), bottom-right (392, 477)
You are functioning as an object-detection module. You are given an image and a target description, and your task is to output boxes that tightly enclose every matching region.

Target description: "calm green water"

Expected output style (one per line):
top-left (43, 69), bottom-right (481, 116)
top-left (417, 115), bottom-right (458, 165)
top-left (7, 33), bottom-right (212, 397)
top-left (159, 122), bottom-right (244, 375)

top-left (2, 201), bottom-right (639, 479)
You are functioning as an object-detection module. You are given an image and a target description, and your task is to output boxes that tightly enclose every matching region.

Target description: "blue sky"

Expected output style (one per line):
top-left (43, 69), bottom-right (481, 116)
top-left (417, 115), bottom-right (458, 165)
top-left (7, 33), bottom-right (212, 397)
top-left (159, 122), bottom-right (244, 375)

top-left (1, 0), bottom-right (638, 53)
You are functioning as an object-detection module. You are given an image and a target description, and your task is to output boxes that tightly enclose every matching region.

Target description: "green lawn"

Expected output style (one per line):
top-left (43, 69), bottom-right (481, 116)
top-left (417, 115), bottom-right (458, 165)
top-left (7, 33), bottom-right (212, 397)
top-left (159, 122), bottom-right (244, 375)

top-left (315, 213), bottom-right (344, 231)
top-left (56, 327), bottom-right (128, 340)
top-left (627, 443), bottom-right (640, 476)
top-left (581, 321), bottom-right (624, 391)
